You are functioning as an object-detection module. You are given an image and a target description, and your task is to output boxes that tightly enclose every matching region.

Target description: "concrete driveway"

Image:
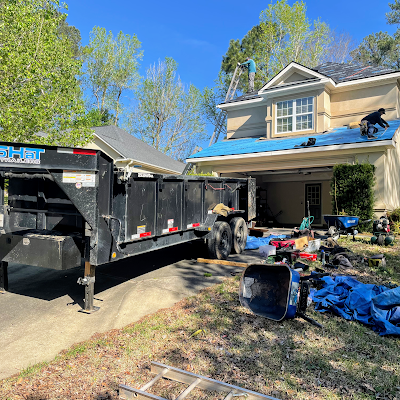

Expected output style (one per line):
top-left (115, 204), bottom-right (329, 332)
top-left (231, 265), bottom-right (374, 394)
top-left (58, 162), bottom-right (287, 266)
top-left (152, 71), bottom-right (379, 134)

top-left (0, 242), bottom-right (263, 380)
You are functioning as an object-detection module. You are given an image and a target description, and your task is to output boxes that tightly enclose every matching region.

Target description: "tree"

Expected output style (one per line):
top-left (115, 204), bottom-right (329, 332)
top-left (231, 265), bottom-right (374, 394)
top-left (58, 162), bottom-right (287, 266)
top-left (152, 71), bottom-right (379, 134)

top-left (127, 58), bottom-right (207, 161)
top-left (82, 27), bottom-right (142, 125)
top-left (386, 0), bottom-right (400, 25)
top-left (218, 1), bottom-right (331, 96)
top-left (349, 1), bottom-right (400, 70)
top-left (221, 25), bottom-right (264, 91)
top-left (57, 13), bottom-right (82, 58)
top-left (323, 30), bottom-right (356, 64)
top-left (258, 0), bottom-right (330, 83)
top-left (82, 109), bottom-right (115, 127)
top-left (0, 0), bottom-right (92, 146)
top-left (350, 32), bottom-right (399, 69)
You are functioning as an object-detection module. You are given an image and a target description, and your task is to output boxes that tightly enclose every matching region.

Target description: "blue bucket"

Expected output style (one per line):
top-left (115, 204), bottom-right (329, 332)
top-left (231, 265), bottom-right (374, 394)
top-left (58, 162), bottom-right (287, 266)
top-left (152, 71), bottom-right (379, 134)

top-left (239, 263), bottom-right (300, 321)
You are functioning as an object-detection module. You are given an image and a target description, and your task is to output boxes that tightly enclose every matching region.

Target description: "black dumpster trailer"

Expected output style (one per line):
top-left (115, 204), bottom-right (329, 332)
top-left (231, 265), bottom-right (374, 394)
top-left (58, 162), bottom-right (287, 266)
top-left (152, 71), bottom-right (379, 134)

top-left (0, 141), bottom-right (255, 312)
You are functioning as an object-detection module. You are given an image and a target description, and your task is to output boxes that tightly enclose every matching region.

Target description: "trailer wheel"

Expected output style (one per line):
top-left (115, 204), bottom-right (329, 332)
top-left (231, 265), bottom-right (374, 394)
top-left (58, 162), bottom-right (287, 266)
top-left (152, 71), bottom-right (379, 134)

top-left (229, 217), bottom-right (248, 254)
top-left (207, 221), bottom-right (232, 260)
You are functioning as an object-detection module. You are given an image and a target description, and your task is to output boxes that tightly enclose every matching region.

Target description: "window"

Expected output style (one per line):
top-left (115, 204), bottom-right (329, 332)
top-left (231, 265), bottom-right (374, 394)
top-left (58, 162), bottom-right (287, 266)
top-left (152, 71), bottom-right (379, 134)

top-left (276, 96), bottom-right (313, 134)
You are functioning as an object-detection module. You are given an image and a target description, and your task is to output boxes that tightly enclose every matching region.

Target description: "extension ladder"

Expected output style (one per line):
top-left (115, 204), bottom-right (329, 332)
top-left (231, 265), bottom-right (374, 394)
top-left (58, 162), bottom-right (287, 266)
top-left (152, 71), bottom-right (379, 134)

top-left (119, 361), bottom-right (279, 400)
top-left (208, 64), bottom-right (244, 147)
top-left (182, 65), bottom-right (244, 175)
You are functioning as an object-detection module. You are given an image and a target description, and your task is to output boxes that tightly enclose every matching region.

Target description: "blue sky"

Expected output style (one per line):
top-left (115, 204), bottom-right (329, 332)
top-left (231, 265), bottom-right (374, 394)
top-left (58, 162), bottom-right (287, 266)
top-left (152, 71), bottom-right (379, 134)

top-left (66, 0), bottom-right (396, 89)
top-left (65, 0), bottom-right (397, 139)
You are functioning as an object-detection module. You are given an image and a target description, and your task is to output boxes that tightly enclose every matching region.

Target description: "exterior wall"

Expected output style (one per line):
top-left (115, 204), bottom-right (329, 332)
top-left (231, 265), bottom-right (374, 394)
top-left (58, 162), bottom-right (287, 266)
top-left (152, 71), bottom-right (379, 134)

top-left (330, 83), bottom-right (398, 127)
top-left (384, 135), bottom-right (400, 210)
top-left (355, 151), bottom-right (386, 212)
top-left (224, 73), bottom-right (399, 140)
top-left (227, 104), bottom-right (267, 139)
top-left (270, 89), bottom-right (321, 138)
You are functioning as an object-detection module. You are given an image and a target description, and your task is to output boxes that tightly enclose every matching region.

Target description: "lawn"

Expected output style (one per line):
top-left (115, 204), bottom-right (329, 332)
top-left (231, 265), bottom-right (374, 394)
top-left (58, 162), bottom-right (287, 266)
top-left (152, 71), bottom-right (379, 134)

top-left (0, 238), bottom-right (399, 400)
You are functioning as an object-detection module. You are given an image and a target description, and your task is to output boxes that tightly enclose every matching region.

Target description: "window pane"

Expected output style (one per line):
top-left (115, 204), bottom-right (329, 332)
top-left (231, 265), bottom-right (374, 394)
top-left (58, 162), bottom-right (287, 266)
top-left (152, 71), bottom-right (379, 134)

top-left (277, 117), bottom-right (293, 133)
top-left (296, 114), bottom-right (313, 130)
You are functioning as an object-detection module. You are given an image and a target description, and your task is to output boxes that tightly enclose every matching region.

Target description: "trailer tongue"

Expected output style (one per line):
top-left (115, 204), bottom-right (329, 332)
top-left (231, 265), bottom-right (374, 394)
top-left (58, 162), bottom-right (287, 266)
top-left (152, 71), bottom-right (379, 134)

top-left (0, 141), bottom-right (255, 313)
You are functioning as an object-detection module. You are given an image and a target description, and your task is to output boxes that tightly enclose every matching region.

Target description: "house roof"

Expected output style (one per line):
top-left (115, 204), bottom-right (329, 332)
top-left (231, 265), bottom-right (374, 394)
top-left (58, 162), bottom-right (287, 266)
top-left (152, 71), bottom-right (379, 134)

top-left (93, 125), bottom-right (185, 174)
top-left (222, 62), bottom-right (398, 105)
top-left (312, 62), bottom-right (396, 83)
top-left (188, 120), bottom-right (400, 160)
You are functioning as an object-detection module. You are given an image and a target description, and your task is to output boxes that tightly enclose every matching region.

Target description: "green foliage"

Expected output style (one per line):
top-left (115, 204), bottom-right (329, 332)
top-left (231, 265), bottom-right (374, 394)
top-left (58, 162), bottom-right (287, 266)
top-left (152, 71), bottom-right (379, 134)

top-left (0, 0), bottom-right (93, 146)
top-left (127, 57), bottom-right (207, 161)
top-left (387, 0), bottom-right (400, 25)
top-left (331, 163), bottom-right (376, 230)
top-left (350, 31), bottom-right (399, 69)
top-left (82, 26), bottom-right (143, 125)
top-left (387, 208), bottom-right (400, 234)
top-left (82, 109), bottom-right (114, 127)
top-left (56, 11), bottom-right (82, 58)
top-left (350, 2), bottom-right (400, 69)
top-left (217, 0), bottom-right (332, 95)
top-left (221, 25), bottom-right (263, 92)
top-left (257, 0), bottom-right (330, 84)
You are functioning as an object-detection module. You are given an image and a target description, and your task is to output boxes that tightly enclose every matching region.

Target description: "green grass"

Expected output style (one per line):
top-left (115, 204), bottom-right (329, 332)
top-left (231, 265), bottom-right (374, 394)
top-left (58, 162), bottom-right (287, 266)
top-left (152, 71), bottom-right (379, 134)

top-left (0, 237), bottom-right (399, 400)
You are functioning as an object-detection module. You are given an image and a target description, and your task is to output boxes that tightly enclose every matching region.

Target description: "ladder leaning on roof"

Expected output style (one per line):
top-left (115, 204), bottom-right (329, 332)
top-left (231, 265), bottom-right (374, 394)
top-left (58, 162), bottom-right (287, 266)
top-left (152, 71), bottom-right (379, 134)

top-left (208, 64), bottom-right (245, 146)
top-left (182, 65), bottom-right (244, 175)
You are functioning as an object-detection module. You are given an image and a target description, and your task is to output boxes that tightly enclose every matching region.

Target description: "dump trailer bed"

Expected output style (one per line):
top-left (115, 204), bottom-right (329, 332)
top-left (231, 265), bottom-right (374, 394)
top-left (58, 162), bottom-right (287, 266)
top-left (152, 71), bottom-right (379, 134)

top-left (0, 141), bottom-right (255, 312)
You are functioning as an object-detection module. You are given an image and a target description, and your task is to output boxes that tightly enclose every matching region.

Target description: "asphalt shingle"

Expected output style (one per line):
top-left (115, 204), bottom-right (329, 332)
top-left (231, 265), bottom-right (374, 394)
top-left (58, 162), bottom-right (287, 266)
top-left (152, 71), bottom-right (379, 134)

top-left (313, 62), bottom-right (396, 83)
top-left (94, 125), bottom-right (185, 173)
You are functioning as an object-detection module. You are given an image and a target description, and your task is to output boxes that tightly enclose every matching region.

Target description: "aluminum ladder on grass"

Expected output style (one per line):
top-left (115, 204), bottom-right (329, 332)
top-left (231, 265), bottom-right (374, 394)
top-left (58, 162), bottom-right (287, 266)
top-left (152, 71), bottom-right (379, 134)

top-left (182, 65), bottom-right (244, 175)
top-left (119, 361), bottom-right (280, 400)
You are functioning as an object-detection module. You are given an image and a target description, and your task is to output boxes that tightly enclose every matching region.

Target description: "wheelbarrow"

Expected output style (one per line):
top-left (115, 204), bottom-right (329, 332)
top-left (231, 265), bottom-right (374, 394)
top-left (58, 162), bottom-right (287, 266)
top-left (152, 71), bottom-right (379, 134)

top-left (239, 263), bottom-right (327, 327)
top-left (323, 215), bottom-right (371, 241)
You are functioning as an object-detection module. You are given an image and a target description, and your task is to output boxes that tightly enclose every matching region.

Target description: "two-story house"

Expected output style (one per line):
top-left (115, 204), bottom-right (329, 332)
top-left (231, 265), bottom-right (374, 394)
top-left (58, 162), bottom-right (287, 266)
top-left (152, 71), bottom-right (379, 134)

top-left (187, 62), bottom-right (400, 226)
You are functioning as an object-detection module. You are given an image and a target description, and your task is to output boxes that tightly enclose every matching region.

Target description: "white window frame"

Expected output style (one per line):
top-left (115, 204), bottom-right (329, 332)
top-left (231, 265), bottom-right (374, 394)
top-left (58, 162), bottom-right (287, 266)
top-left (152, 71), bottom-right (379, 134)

top-left (275, 96), bottom-right (314, 135)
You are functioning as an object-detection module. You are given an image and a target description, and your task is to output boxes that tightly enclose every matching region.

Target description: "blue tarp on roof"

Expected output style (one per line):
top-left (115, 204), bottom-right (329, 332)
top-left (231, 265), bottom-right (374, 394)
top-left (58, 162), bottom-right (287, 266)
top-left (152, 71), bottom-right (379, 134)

top-left (188, 120), bottom-right (400, 159)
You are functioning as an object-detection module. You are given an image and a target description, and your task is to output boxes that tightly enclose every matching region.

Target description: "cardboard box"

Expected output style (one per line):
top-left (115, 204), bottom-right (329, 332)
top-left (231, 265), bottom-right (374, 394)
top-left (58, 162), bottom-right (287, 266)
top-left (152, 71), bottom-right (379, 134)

top-left (294, 236), bottom-right (309, 250)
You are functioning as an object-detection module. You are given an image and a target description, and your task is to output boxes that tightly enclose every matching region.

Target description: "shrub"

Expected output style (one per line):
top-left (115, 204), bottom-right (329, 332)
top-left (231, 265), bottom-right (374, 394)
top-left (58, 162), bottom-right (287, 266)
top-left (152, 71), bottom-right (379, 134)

top-left (331, 162), bottom-right (375, 230)
top-left (387, 208), bottom-right (400, 234)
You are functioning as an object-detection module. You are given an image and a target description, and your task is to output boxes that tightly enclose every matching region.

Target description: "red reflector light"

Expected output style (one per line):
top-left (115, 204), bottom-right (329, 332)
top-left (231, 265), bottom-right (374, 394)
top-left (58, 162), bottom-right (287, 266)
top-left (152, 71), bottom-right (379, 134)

top-left (73, 149), bottom-right (97, 155)
top-left (192, 223), bottom-right (200, 227)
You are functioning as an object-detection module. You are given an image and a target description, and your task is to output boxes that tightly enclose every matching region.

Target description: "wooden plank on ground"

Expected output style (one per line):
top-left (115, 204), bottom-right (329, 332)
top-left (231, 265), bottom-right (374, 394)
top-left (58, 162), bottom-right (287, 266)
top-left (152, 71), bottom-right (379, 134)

top-left (197, 258), bottom-right (248, 268)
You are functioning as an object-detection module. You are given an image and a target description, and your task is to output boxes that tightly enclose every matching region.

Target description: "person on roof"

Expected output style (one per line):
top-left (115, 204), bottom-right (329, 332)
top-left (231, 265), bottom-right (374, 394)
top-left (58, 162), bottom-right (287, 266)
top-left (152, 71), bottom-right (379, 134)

top-left (360, 108), bottom-right (390, 139)
top-left (239, 57), bottom-right (256, 93)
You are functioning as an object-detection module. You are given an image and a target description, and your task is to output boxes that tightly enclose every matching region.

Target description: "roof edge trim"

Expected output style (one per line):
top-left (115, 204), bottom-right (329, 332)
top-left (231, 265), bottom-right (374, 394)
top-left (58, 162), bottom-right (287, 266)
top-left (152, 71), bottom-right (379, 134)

top-left (187, 140), bottom-right (394, 163)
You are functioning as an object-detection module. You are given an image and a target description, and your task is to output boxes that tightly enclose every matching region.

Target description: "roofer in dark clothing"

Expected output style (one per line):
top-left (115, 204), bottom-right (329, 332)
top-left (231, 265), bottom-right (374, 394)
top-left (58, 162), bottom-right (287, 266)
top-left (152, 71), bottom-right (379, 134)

top-left (360, 108), bottom-right (390, 139)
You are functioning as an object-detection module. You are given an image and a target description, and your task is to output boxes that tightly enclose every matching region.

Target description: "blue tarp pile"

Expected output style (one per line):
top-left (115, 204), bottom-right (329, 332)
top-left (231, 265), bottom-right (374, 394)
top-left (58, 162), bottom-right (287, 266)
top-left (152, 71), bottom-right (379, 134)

top-left (245, 235), bottom-right (288, 250)
top-left (312, 275), bottom-right (400, 336)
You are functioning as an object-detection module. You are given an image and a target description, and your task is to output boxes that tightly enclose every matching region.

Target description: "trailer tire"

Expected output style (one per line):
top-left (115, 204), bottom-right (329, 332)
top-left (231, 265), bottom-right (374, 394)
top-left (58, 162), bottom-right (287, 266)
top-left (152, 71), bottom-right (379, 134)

top-left (207, 221), bottom-right (232, 260)
top-left (229, 217), bottom-right (248, 254)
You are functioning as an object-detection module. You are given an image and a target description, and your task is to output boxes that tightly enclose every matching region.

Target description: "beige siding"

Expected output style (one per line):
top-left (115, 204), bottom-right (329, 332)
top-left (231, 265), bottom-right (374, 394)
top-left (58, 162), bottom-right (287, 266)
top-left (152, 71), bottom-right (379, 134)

top-left (227, 105), bottom-right (267, 139)
top-left (330, 83), bottom-right (398, 127)
top-left (384, 136), bottom-right (400, 210)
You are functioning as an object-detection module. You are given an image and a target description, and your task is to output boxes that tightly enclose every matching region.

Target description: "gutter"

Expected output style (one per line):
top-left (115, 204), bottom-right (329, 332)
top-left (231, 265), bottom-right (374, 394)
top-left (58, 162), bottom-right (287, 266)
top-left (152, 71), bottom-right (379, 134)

top-left (114, 157), bottom-right (182, 175)
top-left (186, 140), bottom-right (394, 163)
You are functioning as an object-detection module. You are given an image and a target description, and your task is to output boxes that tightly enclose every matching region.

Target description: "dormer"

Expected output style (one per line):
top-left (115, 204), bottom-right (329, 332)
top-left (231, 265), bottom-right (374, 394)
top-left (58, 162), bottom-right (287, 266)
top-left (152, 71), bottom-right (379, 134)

top-left (218, 61), bottom-right (400, 140)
